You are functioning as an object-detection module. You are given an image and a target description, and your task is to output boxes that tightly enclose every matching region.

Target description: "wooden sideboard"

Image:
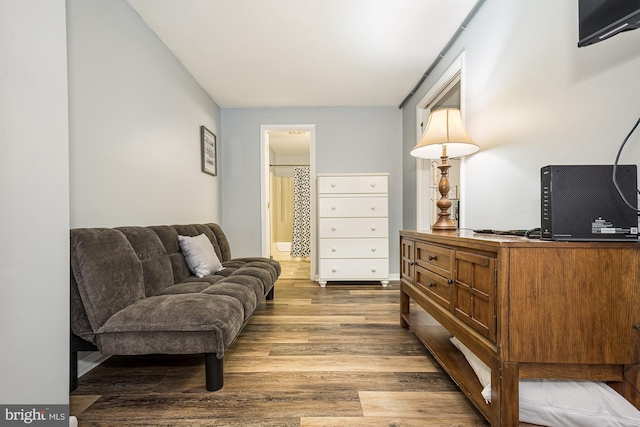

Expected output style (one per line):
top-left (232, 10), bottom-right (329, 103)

top-left (400, 230), bottom-right (640, 426)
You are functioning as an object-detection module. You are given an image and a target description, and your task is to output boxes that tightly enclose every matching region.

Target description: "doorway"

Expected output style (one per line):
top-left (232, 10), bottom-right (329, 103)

top-left (260, 125), bottom-right (316, 280)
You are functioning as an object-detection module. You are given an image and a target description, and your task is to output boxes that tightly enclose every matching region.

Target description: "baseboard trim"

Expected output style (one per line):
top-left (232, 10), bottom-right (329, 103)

top-left (77, 351), bottom-right (111, 377)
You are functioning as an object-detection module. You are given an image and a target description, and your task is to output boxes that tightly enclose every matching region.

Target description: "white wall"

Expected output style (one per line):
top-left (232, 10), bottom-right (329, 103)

top-left (67, 0), bottom-right (222, 228)
top-left (403, 0), bottom-right (640, 230)
top-left (0, 0), bottom-right (69, 404)
top-left (221, 107), bottom-right (403, 274)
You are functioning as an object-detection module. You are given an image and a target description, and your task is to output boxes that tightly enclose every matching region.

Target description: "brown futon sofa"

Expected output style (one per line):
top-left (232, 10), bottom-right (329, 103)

top-left (70, 223), bottom-right (280, 391)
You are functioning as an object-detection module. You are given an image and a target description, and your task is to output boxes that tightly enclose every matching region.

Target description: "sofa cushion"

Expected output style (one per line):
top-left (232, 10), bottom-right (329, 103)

top-left (230, 266), bottom-right (274, 297)
top-left (178, 233), bottom-right (224, 277)
top-left (157, 282), bottom-right (213, 295)
top-left (201, 281), bottom-right (258, 321)
top-left (96, 294), bottom-right (244, 358)
top-left (212, 275), bottom-right (265, 305)
top-left (70, 228), bottom-right (145, 330)
top-left (117, 226), bottom-right (174, 297)
top-left (231, 257), bottom-right (282, 277)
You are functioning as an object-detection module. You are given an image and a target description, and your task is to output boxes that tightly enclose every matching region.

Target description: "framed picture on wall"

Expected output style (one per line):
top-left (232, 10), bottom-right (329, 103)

top-left (201, 125), bottom-right (217, 176)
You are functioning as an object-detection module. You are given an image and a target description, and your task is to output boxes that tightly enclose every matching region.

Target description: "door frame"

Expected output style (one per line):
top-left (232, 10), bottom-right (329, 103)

top-left (260, 124), bottom-right (317, 279)
top-left (415, 52), bottom-right (466, 230)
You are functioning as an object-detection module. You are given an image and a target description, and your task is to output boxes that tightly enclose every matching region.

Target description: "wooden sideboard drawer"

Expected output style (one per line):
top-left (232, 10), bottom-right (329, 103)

top-left (318, 175), bottom-right (388, 194)
top-left (415, 265), bottom-right (452, 310)
top-left (415, 242), bottom-right (453, 277)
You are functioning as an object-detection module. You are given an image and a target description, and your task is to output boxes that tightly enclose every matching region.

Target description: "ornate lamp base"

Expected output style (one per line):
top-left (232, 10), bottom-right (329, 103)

top-left (432, 154), bottom-right (457, 231)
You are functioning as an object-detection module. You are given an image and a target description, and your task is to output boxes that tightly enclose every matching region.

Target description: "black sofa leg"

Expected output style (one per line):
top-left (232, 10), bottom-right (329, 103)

top-left (205, 353), bottom-right (223, 391)
top-left (70, 350), bottom-right (78, 393)
top-left (266, 287), bottom-right (275, 300)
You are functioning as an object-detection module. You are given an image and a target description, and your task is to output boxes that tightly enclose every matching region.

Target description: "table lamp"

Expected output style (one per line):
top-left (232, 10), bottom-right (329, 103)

top-left (410, 107), bottom-right (479, 230)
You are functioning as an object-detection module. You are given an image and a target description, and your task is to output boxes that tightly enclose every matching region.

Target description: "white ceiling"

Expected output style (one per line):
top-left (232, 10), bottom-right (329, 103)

top-left (126, 0), bottom-right (477, 108)
top-left (269, 131), bottom-right (310, 156)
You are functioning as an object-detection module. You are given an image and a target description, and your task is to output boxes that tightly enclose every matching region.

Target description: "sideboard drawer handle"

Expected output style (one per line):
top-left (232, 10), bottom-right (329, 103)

top-left (331, 206), bottom-right (337, 210)
top-left (371, 267), bottom-right (377, 272)
top-left (331, 226), bottom-right (337, 231)
top-left (371, 205), bottom-right (376, 210)
top-left (370, 182), bottom-right (376, 187)
top-left (428, 255), bottom-right (437, 261)
top-left (371, 247), bottom-right (377, 252)
top-left (332, 247), bottom-right (337, 252)
top-left (447, 278), bottom-right (453, 285)
top-left (332, 267), bottom-right (337, 273)
top-left (371, 226), bottom-right (377, 231)
top-left (427, 282), bottom-right (434, 288)
top-left (331, 183), bottom-right (336, 187)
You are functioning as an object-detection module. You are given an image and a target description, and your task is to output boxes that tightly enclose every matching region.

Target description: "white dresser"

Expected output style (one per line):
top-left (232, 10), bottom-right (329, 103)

top-left (317, 173), bottom-right (389, 287)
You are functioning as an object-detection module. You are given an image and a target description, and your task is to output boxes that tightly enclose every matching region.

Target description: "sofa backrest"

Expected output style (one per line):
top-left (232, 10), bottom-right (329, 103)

top-left (116, 226), bottom-right (174, 297)
top-left (70, 228), bottom-right (145, 330)
top-left (148, 225), bottom-right (192, 284)
top-left (204, 223), bottom-right (232, 262)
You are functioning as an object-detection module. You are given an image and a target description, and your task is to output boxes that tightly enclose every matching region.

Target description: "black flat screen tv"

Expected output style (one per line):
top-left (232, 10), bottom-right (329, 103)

top-left (578, 0), bottom-right (640, 47)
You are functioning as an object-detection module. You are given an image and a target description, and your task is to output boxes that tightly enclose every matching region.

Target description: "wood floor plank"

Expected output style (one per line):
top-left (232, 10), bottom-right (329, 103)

top-left (359, 391), bottom-right (481, 418)
top-left (301, 417), bottom-right (489, 427)
top-left (267, 342), bottom-right (429, 356)
top-left (224, 355), bottom-right (438, 373)
top-left (248, 315), bottom-right (368, 324)
top-left (231, 331), bottom-right (310, 344)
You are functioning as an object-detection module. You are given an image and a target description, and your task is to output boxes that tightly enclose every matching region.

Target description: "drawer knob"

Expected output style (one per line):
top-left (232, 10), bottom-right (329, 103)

top-left (331, 206), bottom-right (337, 210)
top-left (371, 226), bottom-right (377, 231)
top-left (447, 278), bottom-right (453, 285)
top-left (371, 205), bottom-right (376, 210)
top-left (331, 226), bottom-right (337, 231)
top-left (331, 183), bottom-right (336, 187)
top-left (371, 267), bottom-right (377, 272)
top-left (370, 182), bottom-right (376, 187)
top-left (332, 247), bottom-right (337, 252)
top-left (371, 247), bottom-right (377, 252)
top-left (427, 282), bottom-right (434, 287)
top-left (428, 255), bottom-right (437, 261)
top-left (332, 267), bottom-right (337, 273)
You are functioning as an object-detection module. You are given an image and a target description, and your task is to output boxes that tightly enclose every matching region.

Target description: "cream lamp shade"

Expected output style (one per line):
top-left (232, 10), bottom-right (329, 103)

top-left (411, 108), bottom-right (479, 159)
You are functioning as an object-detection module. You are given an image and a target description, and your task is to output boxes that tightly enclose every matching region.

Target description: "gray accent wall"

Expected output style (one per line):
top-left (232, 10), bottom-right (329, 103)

top-left (0, 0), bottom-right (69, 405)
top-left (221, 107), bottom-right (402, 275)
top-left (67, 0), bottom-right (222, 228)
top-left (402, 0), bottom-right (640, 231)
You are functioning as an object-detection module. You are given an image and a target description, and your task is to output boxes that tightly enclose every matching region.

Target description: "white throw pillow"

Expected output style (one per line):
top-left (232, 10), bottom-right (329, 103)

top-left (450, 337), bottom-right (640, 427)
top-left (178, 234), bottom-right (224, 278)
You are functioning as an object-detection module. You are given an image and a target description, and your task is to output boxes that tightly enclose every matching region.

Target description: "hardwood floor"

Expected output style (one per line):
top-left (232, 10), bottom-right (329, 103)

top-left (70, 272), bottom-right (490, 426)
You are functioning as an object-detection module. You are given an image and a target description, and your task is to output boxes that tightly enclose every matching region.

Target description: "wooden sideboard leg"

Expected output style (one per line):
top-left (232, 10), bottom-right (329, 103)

top-left (491, 362), bottom-right (519, 426)
top-left (400, 285), bottom-right (410, 328)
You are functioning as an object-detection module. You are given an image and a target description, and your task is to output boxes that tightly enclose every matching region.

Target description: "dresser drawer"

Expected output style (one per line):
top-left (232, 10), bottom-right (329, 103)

top-left (319, 218), bottom-right (388, 238)
top-left (415, 265), bottom-right (452, 310)
top-left (319, 258), bottom-right (388, 280)
top-left (415, 242), bottom-right (453, 277)
top-left (319, 196), bottom-right (388, 218)
top-left (320, 238), bottom-right (388, 258)
top-left (318, 175), bottom-right (387, 194)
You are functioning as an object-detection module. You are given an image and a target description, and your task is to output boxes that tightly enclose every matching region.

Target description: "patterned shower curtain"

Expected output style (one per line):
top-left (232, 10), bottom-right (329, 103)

top-left (290, 167), bottom-right (311, 258)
